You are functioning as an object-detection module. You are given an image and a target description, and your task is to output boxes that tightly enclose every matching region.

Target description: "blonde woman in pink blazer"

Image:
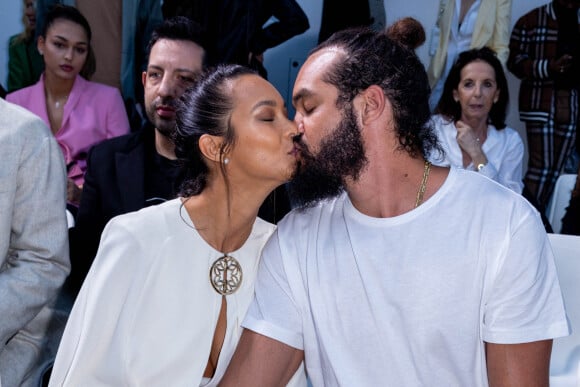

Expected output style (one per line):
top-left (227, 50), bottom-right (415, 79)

top-left (7, 5), bottom-right (130, 205)
top-left (427, 0), bottom-right (512, 110)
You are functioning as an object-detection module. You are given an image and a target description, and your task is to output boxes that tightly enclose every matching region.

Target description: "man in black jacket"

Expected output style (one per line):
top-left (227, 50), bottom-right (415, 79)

top-left (68, 17), bottom-right (206, 292)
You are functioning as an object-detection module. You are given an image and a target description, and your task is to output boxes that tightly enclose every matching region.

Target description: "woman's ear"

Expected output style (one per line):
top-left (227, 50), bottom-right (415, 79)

top-left (452, 89), bottom-right (459, 103)
top-left (37, 36), bottom-right (45, 55)
top-left (360, 85), bottom-right (385, 125)
top-left (198, 134), bottom-right (224, 164)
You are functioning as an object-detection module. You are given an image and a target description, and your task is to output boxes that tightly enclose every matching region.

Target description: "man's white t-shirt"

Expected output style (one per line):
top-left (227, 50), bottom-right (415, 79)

top-left (243, 168), bottom-right (569, 386)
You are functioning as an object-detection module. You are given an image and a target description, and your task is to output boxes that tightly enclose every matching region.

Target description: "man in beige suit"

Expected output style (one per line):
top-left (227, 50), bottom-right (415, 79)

top-left (427, 0), bottom-right (512, 110)
top-left (0, 99), bottom-right (70, 386)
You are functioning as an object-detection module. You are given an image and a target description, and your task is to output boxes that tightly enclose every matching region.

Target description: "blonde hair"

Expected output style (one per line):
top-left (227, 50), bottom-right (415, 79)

top-left (14, 0), bottom-right (36, 44)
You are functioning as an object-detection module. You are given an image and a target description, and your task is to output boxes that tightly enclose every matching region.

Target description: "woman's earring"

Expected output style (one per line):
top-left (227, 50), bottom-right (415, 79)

top-left (223, 158), bottom-right (229, 165)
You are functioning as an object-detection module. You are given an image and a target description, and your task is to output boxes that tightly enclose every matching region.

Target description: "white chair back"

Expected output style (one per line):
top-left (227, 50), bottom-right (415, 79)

top-left (548, 233), bottom-right (580, 387)
top-left (547, 174), bottom-right (577, 234)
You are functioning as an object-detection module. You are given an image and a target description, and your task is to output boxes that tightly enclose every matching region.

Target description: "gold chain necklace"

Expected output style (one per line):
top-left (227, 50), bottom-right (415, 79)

top-left (414, 161), bottom-right (431, 208)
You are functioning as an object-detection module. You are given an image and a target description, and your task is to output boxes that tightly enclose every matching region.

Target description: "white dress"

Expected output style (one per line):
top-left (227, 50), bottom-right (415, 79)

top-left (430, 114), bottom-right (525, 193)
top-left (49, 199), bottom-right (306, 386)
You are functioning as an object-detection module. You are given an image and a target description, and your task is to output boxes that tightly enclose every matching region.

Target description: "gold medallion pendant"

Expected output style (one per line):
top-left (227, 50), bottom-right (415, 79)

top-left (210, 255), bottom-right (243, 295)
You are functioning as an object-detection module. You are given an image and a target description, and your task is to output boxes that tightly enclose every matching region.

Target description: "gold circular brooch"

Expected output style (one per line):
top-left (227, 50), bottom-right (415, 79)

top-left (209, 255), bottom-right (243, 295)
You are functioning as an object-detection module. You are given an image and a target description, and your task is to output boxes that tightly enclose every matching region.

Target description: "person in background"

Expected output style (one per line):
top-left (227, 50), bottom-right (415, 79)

top-left (7, 0), bottom-right (44, 92)
top-left (219, 27), bottom-right (569, 386)
top-left (0, 98), bottom-right (69, 387)
top-left (428, 0), bottom-right (512, 111)
top-left (162, 0), bottom-right (309, 80)
top-left (561, 170), bottom-right (580, 235)
top-left (7, 5), bottom-right (130, 207)
top-left (508, 0), bottom-right (580, 210)
top-left (432, 47), bottom-right (524, 193)
top-left (49, 64), bottom-right (306, 386)
top-left (36, 0), bottom-right (163, 112)
top-left (385, 16), bottom-right (426, 51)
top-left (66, 16), bottom-right (206, 293)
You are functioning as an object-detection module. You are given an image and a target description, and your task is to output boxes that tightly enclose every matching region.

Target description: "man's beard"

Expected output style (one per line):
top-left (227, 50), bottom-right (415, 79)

top-left (146, 97), bottom-right (176, 137)
top-left (288, 106), bottom-right (367, 208)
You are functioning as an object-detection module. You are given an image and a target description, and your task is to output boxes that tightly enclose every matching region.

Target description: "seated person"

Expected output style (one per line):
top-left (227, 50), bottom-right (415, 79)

top-left (69, 17), bottom-right (290, 294)
top-left (431, 47), bottom-right (524, 194)
top-left (7, 0), bottom-right (44, 92)
top-left (0, 98), bottom-right (69, 387)
top-left (7, 5), bottom-right (130, 205)
top-left (49, 64), bottom-right (305, 386)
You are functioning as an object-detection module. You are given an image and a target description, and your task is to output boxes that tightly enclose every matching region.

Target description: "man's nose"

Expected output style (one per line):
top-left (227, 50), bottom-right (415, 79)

top-left (158, 76), bottom-right (176, 98)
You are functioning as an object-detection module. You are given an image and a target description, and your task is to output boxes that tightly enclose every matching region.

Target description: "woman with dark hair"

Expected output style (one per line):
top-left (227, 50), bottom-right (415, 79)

top-left (431, 47), bottom-right (524, 193)
top-left (7, 5), bottom-right (129, 206)
top-left (49, 64), bottom-right (305, 386)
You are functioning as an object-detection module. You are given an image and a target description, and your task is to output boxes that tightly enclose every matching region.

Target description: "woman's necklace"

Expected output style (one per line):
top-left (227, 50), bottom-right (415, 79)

top-left (47, 93), bottom-right (69, 109)
top-left (179, 203), bottom-right (244, 296)
top-left (210, 255), bottom-right (243, 295)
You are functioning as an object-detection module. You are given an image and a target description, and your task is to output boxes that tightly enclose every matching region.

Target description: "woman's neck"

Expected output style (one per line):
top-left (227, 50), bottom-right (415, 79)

top-left (182, 179), bottom-right (274, 254)
top-left (44, 72), bottom-right (75, 99)
top-left (460, 115), bottom-right (488, 138)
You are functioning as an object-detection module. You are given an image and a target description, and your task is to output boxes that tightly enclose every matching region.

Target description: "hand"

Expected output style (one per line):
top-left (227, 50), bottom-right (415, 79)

top-left (456, 120), bottom-right (488, 167)
top-left (67, 179), bottom-right (83, 206)
top-left (456, 120), bottom-right (483, 156)
top-left (549, 54), bottom-right (573, 75)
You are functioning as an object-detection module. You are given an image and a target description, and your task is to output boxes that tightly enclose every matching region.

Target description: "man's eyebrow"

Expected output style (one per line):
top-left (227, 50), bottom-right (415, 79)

top-left (292, 88), bottom-right (313, 105)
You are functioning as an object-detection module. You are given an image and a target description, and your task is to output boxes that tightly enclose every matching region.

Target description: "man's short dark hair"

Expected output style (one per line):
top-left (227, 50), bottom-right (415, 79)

top-left (312, 27), bottom-right (440, 159)
top-left (146, 16), bottom-right (207, 65)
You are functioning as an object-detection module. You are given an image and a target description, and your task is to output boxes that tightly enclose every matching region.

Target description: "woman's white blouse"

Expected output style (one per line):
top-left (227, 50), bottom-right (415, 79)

top-left (430, 114), bottom-right (525, 193)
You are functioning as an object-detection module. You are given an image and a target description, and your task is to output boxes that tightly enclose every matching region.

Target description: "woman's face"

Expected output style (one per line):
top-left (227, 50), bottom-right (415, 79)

top-left (225, 74), bottom-right (299, 186)
top-left (38, 19), bottom-right (88, 81)
top-left (24, 0), bottom-right (36, 30)
top-left (453, 60), bottom-right (499, 122)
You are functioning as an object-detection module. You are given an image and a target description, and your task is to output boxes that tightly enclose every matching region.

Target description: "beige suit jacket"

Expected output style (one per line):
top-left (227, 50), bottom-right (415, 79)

top-left (0, 99), bottom-right (70, 387)
top-left (427, 0), bottom-right (512, 87)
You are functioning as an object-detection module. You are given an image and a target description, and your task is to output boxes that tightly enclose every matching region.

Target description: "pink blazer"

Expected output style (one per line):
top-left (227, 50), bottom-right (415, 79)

top-left (7, 74), bottom-right (130, 186)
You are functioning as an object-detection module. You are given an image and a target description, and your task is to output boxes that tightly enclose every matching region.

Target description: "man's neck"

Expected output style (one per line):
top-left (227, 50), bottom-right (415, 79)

top-left (154, 130), bottom-right (176, 160)
top-left (345, 153), bottom-right (447, 219)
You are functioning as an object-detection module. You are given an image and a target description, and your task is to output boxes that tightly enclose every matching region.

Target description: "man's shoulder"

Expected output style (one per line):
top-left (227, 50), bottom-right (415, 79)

top-left (89, 128), bottom-right (149, 159)
top-left (518, 2), bottom-right (550, 23)
top-left (0, 99), bottom-right (49, 138)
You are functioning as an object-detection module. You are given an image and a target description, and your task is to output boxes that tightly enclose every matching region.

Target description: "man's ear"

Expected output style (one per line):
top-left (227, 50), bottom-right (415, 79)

top-left (198, 134), bottom-right (224, 163)
top-left (360, 85), bottom-right (386, 125)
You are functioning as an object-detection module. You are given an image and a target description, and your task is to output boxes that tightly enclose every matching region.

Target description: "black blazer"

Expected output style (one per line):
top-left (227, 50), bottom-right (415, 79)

top-left (69, 126), bottom-right (155, 291)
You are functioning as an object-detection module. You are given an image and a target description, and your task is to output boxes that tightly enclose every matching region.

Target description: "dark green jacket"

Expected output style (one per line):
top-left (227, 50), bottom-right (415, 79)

top-left (7, 34), bottom-right (44, 93)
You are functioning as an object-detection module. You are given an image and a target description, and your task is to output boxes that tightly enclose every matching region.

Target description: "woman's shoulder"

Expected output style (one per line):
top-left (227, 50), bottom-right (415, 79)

top-left (6, 81), bottom-right (39, 101)
top-left (77, 77), bottom-right (123, 99)
top-left (491, 125), bottom-right (523, 142)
